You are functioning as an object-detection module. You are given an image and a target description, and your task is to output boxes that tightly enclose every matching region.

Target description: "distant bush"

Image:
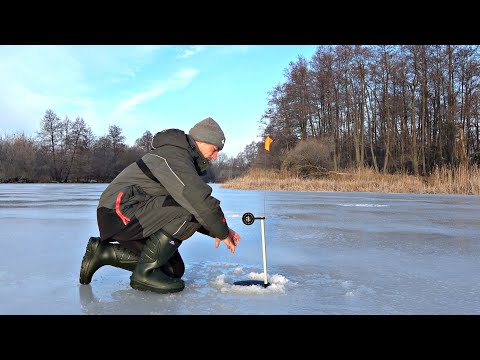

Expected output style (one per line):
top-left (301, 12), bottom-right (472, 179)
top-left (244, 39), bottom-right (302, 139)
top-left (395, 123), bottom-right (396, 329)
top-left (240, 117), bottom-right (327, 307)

top-left (281, 137), bottom-right (334, 178)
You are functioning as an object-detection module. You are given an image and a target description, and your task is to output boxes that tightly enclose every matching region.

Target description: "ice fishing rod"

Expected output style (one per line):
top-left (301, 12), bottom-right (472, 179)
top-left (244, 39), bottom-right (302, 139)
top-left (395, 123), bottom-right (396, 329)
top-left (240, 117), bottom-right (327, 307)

top-left (233, 212), bottom-right (270, 288)
top-left (234, 137), bottom-right (273, 288)
top-left (241, 212), bottom-right (270, 288)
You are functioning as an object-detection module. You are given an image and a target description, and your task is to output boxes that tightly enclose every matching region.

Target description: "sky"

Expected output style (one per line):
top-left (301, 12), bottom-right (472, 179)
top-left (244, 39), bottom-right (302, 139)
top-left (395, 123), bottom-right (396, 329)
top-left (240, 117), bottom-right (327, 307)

top-left (0, 45), bottom-right (319, 157)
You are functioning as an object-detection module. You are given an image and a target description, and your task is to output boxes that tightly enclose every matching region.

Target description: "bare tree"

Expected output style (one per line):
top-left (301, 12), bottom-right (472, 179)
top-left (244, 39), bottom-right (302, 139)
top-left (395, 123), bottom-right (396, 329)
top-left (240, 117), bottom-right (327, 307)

top-left (0, 133), bottom-right (37, 181)
top-left (107, 125), bottom-right (127, 178)
top-left (62, 117), bottom-right (91, 182)
top-left (134, 130), bottom-right (154, 153)
top-left (36, 109), bottom-right (64, 181)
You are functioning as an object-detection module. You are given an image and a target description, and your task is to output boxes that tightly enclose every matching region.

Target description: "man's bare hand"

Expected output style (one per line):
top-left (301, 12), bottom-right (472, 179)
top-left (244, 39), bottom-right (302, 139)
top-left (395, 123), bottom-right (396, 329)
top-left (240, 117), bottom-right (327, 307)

top-left (228, 228), bottom-right (241, 246)
top-left (214, 228), bottom-right (241, 254)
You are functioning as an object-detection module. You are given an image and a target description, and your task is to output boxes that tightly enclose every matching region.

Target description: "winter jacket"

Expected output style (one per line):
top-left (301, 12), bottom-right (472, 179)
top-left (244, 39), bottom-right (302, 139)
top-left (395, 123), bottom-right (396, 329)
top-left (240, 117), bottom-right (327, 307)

top-left (97, 128), bottom-right (230, 241)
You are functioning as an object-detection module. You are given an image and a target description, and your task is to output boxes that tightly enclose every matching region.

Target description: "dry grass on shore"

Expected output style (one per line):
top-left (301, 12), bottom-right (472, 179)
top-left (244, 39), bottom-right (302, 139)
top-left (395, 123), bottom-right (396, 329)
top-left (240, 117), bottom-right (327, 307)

top-left (221, 164), bottom-right (480, 195)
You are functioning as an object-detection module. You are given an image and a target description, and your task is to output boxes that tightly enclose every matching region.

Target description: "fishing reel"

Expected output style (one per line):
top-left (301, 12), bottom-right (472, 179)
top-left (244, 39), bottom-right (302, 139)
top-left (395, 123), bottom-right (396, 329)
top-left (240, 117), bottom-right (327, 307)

top-left (242, 212), bottom-right (265, 226)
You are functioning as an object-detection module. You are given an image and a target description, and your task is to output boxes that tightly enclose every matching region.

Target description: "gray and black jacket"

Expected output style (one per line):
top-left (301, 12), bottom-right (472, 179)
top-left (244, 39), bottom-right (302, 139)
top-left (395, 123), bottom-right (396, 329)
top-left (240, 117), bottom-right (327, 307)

top-left (97, 129), bottom-right (230, 242)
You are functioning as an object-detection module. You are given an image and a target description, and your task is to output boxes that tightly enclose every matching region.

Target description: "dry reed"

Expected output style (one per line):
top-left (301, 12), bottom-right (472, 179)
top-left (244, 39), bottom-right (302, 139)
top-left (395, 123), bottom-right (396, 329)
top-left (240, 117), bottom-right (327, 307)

top-left (221, 164), bottom-right (480, 195)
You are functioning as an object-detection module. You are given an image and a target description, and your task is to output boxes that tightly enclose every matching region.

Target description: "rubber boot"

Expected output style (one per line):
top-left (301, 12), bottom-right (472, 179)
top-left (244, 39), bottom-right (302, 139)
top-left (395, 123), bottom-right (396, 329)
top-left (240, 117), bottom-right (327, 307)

top-left (130, 230), bottom-right (185, 293)
top-left (160, 250), bottom-right (185, 279)
top-left (79, 237), bottom-right (139, 285)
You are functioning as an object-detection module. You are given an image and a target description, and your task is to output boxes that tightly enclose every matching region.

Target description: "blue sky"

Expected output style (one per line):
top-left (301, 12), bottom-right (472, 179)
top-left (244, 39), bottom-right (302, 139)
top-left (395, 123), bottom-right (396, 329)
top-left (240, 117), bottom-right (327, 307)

top-left (0, 45), bottom-right (318, 157)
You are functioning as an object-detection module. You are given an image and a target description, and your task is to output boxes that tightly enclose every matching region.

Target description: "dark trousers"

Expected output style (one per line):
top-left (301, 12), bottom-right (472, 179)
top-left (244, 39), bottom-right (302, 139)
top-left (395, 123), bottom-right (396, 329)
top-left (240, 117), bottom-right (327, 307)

top-left (106, 212), bottom-right (202, 278)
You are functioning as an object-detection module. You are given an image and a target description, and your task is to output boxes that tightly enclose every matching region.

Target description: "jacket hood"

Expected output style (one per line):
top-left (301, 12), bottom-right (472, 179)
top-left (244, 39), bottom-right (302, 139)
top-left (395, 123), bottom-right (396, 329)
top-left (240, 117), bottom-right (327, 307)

top-left (151, 128), bottom-right (209, 174)
top-left (151, 128), bottom-right (190, 150)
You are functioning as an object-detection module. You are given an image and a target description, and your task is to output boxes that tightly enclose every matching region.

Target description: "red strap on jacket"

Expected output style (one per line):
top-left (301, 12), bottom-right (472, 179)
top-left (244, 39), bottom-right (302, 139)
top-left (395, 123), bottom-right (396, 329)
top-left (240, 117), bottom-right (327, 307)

top-left (115, 192), bottom-right (131, 225)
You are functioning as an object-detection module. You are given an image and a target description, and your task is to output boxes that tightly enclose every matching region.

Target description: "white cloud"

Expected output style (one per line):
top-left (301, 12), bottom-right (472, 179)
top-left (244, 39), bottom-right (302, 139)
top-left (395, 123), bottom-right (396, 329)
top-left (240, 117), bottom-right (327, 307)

top-left (217, 45), bottom-right (252, 55)
top-left (114, 68), bottom-right (199, 114)
top-left (177, 45), bottom-right (206, 59)
top-left (0, 45), bottom-right (175, 139)
top-left (0, 45), bottom-right (257, 149)
top-left (90, 45), bottom-right (169, 82)
top-left (0, 46), bottom-right (87, 136)
top-left (0, 46), bottom-right (87, 95)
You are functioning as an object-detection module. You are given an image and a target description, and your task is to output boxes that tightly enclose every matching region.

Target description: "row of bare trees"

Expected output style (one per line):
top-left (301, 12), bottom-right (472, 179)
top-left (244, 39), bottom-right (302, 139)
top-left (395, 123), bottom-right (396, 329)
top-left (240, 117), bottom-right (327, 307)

top-left (1, 109), bottom-right (154, 182)
top-left (260, 45), bottom-right (480, 176)
top-left (0, 109), bottom-right (253, 183)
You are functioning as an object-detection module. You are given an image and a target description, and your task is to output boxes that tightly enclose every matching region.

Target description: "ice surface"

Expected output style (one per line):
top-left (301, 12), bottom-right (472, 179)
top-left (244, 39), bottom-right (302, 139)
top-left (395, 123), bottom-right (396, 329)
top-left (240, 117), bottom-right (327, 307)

top-left (1, 183), bottom-right (479, 314)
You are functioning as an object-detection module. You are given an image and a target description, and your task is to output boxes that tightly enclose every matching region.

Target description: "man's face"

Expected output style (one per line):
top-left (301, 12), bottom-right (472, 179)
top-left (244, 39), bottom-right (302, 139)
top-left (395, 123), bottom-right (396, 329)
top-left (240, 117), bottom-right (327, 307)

top-left (196, 141), bottom-right (220, 161)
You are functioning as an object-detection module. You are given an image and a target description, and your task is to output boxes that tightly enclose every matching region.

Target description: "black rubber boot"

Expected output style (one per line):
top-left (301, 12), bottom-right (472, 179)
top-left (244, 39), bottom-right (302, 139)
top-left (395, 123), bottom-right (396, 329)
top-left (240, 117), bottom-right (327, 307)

top-left (130, 230), bottom-right (185, 294)
top-left (79, 237), bottom-right (139, 285)
top-left (160, 250), bottom-right (185, 279)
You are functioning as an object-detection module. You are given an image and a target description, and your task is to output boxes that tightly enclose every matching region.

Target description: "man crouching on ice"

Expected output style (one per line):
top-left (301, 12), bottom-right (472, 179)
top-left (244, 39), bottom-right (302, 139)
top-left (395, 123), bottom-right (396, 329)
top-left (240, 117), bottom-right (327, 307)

top-left (79, 117), bottom-right (241, 294)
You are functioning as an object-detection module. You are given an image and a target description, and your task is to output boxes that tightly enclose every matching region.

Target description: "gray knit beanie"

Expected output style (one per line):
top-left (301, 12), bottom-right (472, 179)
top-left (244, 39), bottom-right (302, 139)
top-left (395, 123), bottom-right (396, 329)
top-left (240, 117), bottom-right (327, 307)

top-left (189, 117), bottom-right (226, 150)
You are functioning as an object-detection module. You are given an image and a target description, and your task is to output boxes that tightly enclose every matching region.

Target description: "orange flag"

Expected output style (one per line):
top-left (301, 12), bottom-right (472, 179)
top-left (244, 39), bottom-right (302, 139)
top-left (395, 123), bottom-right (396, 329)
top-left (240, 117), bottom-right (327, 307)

top-left (264, 136), bottom-right (273, 151)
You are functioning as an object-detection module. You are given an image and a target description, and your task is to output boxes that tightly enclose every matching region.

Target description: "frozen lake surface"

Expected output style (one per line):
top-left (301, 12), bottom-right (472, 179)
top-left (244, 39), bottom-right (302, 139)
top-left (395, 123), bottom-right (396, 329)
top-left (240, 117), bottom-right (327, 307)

top-left (1, 183), bottom-right (479, 314)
